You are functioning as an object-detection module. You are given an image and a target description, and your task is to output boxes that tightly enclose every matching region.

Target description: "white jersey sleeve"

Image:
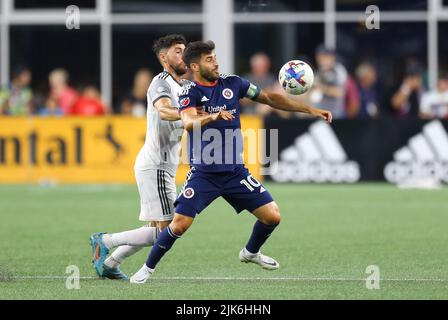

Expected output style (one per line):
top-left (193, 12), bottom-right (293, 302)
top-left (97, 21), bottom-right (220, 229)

top-left (134, 72), bottom-right (184, 175)
top-left (149, 77), bottom-right (174, 104)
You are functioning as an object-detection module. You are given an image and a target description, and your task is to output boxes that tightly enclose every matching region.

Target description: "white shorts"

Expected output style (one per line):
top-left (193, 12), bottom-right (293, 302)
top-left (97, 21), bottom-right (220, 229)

top-left (135, 169), bottom-right (176, 222)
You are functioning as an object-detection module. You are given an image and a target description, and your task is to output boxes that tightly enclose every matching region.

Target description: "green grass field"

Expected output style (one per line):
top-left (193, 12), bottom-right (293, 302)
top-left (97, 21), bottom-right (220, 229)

top-left (0, 183), bottom-right (447, 300)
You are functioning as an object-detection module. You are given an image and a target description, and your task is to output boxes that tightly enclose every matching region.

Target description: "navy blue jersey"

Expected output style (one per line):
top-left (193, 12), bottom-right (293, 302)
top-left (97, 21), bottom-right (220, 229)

top-left (178, 75), bottom-right (260, 172)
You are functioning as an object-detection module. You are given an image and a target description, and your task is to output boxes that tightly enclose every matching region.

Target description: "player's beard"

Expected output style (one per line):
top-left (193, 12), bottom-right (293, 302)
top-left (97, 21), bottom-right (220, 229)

top-left (169, 61), bottom-right (187, 77)
top-left (199, 66), bottom-right (219, 82)
top-left (171, 63), bottom-right (187, 76)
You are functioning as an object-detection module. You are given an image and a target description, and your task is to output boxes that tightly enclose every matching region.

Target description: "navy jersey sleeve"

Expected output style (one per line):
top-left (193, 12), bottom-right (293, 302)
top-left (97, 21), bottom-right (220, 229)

top-left (237, 76), bottom-right (261, 100)
top-left (178, 84), bottom-right (198, 113)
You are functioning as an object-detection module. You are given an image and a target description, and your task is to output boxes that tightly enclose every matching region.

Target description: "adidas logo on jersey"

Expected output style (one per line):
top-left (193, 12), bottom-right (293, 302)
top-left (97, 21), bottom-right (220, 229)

top-left (384, 120), bottom-right (448, 184)
top-left (201, 96), bottom-right (209, 102)
top-left (270, 121), bottom-right (360, 183)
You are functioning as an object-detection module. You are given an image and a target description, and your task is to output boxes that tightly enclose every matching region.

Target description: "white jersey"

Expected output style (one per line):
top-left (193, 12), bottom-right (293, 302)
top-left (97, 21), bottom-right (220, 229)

top-left (134, 71), bottom-right (185, 176)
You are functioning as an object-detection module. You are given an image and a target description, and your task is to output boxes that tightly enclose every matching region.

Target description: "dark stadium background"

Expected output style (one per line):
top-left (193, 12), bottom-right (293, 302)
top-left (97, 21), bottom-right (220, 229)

top-left (1, 0), bottom-right (442, 114)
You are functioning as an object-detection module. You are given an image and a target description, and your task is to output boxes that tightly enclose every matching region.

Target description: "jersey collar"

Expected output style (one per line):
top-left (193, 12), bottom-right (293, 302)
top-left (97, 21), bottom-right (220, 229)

top-left (163, 69), bottom-right (183, 86)
top-left (194, 80), bottom-right (218, 87)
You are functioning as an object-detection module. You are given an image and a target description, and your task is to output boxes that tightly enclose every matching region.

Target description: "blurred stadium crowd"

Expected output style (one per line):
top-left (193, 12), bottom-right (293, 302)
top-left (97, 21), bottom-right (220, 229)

top-left (1, 44), bottom-right (448, 120)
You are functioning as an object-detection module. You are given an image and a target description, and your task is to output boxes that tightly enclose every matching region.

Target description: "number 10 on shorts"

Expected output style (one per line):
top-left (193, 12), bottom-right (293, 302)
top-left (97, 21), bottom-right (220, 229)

top-left (240, 175), bottom-right (261, 192)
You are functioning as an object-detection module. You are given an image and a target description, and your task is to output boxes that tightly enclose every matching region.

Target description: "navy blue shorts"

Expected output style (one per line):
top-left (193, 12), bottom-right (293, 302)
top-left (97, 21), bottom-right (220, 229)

top-left (174, 165), bottom-right (274, 218)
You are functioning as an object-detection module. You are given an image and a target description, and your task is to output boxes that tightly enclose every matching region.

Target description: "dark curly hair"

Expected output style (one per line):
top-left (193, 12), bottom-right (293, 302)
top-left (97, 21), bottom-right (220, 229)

top-left (182, 40), bottom-right (215, 67)
top-left (152, 34), bottom-right (187, 57)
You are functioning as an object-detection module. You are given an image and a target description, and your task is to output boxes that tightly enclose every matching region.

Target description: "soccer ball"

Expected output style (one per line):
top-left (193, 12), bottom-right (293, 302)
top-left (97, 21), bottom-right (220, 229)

top-left (278, 60), bottom-right (314, 95)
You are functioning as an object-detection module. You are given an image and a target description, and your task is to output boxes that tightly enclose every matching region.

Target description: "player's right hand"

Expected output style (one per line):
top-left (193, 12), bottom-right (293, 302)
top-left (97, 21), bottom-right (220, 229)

top-left (212, 110), bottom-right (235, 121)
top-left (311, 108), bottom-right (333, 124)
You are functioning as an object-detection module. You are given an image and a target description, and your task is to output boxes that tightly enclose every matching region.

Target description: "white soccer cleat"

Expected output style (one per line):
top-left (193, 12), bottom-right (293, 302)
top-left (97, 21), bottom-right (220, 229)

top-left (130, 264), bottom-right (153, 284)
top-left (239, 248), bottom-right (280, 270)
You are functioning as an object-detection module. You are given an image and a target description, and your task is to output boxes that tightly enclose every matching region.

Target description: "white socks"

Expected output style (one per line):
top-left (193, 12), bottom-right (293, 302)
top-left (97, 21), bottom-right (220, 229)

top-left (102, 225), bottom-right (160, 269)
top-left (105, 245), bottom-right (144, 268)
top-left (102, 226), bottom-right (159, 249)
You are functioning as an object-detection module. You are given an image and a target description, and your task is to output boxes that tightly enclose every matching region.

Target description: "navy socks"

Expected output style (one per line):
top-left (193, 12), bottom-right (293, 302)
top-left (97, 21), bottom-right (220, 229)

top-left (146, 226), bottom-right (180, 269)
top-left (245, 220), bottom-right (278, 254)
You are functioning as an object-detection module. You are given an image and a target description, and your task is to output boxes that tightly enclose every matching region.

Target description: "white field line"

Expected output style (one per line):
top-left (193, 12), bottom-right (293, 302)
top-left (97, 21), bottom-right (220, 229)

top-left (10, 275), bottom-right (448, 282)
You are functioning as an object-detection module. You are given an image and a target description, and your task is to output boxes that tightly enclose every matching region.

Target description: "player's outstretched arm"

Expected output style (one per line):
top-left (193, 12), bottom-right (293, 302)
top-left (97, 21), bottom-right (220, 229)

top-left (180, 108), bottom-right (235, 132)
top-left (154, 97), bottom-right (182, 121)
top-left (253, 90), bottom-right (333, 123)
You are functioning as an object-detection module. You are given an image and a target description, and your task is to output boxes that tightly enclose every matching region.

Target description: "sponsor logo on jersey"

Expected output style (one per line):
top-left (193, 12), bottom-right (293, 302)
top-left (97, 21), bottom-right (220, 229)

top-left (222, 88), bottom-right (234, 99)
top-left (270, 121), bottom-right (360, 183)
top-left (206, 104), bottom-right (237, 115)
top-left (201, 96), bottom-right (209, 102)
top-left (384, 120), bottom-right (448, 184)
top-left (183, 187), bottom-right (195, 199)
top-left (180, 97), bottom-right (190, 107)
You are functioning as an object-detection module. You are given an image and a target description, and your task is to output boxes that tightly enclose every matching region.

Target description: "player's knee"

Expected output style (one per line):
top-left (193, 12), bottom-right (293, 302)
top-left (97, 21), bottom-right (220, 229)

top-left (265, 203), bottom-right (281, 226)
top-left (169, 215), bottom-right (193, 236)
top-left (169, 222), bottom-right (187, 236)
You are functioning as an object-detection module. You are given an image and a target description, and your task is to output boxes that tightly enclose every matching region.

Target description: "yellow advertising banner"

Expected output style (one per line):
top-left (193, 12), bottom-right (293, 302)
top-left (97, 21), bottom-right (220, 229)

top-left (0, 116), bottom-right (263, 184)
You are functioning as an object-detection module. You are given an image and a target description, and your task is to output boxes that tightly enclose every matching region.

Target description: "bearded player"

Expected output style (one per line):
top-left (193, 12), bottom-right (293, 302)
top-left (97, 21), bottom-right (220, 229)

top-left (130, 40), bottom-right (332, 283)
top-left (89, 34), bottom-right (189, 279)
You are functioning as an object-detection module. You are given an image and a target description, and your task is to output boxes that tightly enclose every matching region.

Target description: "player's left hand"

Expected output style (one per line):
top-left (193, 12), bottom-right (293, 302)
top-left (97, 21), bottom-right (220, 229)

top-left (312, 108), bottom-right (333, 124)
